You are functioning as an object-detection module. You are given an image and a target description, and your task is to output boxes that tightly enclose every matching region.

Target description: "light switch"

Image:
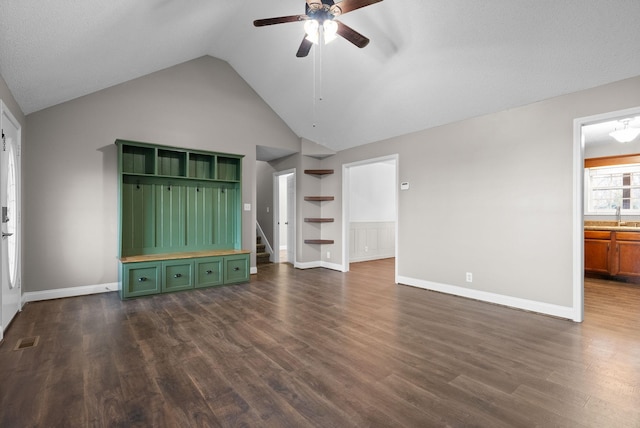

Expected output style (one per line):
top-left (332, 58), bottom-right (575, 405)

top-left (400, 182), bottom-right (410, 190)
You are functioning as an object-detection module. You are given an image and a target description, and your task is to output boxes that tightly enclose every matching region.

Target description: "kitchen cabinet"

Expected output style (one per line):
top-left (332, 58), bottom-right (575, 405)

top-left (584, 230), bottom-right (611, 275)
top-left (584, 229), bottom-right (640, 281)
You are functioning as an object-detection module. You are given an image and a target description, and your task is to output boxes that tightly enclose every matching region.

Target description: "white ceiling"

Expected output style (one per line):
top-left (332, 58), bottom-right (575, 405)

top-left (1, 0), bottom-right (639, 151)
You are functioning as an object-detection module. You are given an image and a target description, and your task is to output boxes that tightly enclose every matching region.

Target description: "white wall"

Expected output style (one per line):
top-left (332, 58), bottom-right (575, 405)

top-left (348, 161), bottom-right (396, 262)
top-left (349, 162), bottom-right (396, 222)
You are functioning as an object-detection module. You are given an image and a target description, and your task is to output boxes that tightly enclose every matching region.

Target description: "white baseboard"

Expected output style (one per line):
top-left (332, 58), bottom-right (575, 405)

top-left (294, 260), bottom-right (321, 269)
top-left (250, 267), bottom-right (258, 275)
top-left (23, 282), bottom-right (119, 303)
top-left (294, 260), bottom-right (346, 272)
top-left (396, 276), bottom-right (575, 320)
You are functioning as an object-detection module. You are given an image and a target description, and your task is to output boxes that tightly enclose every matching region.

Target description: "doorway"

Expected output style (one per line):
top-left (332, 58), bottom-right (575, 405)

top-left (274, 170), bottom-right (296, 264)
top-left (573, 105), bottom-right (640, 322)
top-left (1, 100), bottom-right (22, 339)
top-left (342, 155), bottom-right (398, 279)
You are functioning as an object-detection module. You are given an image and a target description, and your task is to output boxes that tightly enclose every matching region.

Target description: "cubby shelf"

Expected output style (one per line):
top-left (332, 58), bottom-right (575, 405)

top-left (303, 168), bottom-right (334, 246)
top-left (304, 196), bottom-right (334, 201)
top-left (304, 169), bottom-right (334, 175)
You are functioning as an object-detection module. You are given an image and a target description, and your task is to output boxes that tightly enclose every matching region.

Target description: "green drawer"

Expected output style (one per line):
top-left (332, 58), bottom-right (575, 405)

top-left (224, 254), bottom-right (249, 284)
top-left (162, 260), bottom-right (194, 292)
top-left (122, 262), bottom-right (161, 299)
top-left (195, 256), bottom-right (223, 288)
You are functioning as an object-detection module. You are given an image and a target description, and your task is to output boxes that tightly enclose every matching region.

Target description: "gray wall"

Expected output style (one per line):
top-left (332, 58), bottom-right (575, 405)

top-left (320, 76), bottom-right (640, 308)
top-left (0, 75), bottom-right (26, 128)
top-left (256, 161), bottom-right (276, 248)
top-left (24, 56), bottom-right (300, 292)
top-left (11, 52), bottom-right (640, 312)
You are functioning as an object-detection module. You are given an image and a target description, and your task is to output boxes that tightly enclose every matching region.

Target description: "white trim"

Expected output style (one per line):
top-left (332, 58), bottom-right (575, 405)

top-left (273, 169), bottom-right (296, 265)
top-left (294, 260), bottom-right (321, 269)
top-left (250, 267), bottom-right (258, 275)
top-left (294, 260), bottom-right (346, 272)
top-left (397, 276), bottom-right (575, 320)
top-left (23, 282), bottom-right (119, 303)
top-left (342, 154), bottom-right (399, 278)
top-left (572, 105), bottom-right (640, 323)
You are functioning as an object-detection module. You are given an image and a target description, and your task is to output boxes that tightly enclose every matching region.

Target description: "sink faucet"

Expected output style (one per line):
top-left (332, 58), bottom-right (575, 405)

top-left (616, 206), bottom-right (621, 225)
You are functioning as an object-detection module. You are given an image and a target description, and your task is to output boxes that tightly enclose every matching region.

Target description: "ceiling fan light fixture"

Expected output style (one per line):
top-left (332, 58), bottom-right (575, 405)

top-left (304, 19), bottom-right (320, 44)
top-left (323, 20), bottom-right (338, 43)
top-left (610, 119), bottom-right (640, 143)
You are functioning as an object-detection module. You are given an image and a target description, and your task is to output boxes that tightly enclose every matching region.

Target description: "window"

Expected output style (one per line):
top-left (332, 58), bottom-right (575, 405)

top-left (585, 154), bottom-right (640, 214)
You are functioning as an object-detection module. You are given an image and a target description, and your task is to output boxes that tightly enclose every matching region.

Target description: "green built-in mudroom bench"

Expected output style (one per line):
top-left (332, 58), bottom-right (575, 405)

top-left (115, 139), bottom-right (250, 300)
top-left (119, 250), bottom-right (250, 299)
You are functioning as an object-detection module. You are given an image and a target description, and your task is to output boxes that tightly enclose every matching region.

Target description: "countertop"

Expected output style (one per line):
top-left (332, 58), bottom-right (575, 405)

top-left (584, 220), bottom-right (640, 231)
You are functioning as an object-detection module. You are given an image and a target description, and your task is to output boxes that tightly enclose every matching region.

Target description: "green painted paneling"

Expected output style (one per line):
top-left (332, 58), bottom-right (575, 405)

top-left (121, 177), bottom-right (155, 255)
top-left (155, 183), bottom-right (187, 250)
top-left (117, 140), bottom-right (243, 257)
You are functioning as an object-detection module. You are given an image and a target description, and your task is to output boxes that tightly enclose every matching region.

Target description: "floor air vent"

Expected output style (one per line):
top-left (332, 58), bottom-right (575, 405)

top-left (14, 336), bottom-right (39, 350)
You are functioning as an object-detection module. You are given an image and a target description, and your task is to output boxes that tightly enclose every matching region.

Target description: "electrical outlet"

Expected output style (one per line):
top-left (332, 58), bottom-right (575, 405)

top-left (365, 246), bottom-right (369, 252)
top-left (466, 272), bottom-right (473, 283)
top-left (326, 251), bottom-right (331, 259)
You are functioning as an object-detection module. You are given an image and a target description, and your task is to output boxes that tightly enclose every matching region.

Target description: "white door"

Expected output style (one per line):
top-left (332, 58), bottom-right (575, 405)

top-left (286, 173), bottom-right (295, 263)
top-left (1, 102), bottom-right (22, 337)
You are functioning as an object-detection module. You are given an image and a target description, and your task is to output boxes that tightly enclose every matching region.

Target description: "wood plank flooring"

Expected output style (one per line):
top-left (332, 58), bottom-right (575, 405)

top-left (1, 259), bottom-right (639, 427)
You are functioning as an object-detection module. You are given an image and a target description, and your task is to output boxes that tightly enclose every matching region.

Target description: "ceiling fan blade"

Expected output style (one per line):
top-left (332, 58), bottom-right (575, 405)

top-left (335, 21), bottom-right (370, 48)
top-left (330, 0), bottom-right (382, 15)
top-left (296, 36), bottom-right (314, 57)
top-left (254, 15), bottom-right (307, 27)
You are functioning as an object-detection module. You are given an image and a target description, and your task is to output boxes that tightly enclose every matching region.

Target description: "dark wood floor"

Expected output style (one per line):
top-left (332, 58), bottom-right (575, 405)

top-left (1, 259), bottom-right (639, 427)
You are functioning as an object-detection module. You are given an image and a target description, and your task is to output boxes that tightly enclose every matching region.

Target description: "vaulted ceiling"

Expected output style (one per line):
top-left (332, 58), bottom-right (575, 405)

top-left (1, 1), bottom-right (639, 151)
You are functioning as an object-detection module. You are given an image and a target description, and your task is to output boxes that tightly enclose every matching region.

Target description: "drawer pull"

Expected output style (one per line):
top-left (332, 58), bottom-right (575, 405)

top-left (174, 273), bottom-right (182, 278)
top-left (206, 270), bottom-right (213, 274)
top-left (233, 267), bottom-right (240, 271)
top-left (138, 277), bottom-right (147, 282)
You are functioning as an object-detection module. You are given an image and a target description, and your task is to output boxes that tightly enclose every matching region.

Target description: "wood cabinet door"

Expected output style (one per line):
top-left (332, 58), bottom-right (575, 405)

top-left (616, 240), bottom-right (640, 278)
top-left (584, 239), bottom-right (610, 274)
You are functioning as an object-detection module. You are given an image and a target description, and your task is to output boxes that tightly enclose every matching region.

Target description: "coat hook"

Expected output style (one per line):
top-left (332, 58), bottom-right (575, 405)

top-left (196, 185), bottom-right (200, 192)
top-left (136, 181), bottom-right (140, 190)
top-left (168, 184), bottom-right (171, 191)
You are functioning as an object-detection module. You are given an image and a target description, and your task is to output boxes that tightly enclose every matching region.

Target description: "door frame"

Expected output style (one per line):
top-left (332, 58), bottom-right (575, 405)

top-left (572, 105), bottom-right (640, 322)
top-left (273, 169), bottom-right (296, 264)
top-left (342, 154), bottom-right (399, 280)
top-left (0, 99), bottom-right (23, 339)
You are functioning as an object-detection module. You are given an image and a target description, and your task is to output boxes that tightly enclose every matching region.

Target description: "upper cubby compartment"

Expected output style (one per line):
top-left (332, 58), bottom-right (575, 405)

top-left (189, 153), bottom-right (215, 180)
top-left (217, 156), bottom-right (241, 181)
top-left (116, 140), bottom-right (243, 182)
top-left (121, 145), bottom-right (155, 175)
top-left (158, 149), bottom-right (187, 177)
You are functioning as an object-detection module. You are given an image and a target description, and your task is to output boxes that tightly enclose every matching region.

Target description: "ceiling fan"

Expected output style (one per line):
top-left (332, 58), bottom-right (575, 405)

top-left (254, 0), bottom-right (383, 57)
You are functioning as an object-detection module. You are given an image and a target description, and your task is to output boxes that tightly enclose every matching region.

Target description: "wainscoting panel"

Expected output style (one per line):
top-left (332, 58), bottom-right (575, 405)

top-left (349, 221), bottom-right (395, 262)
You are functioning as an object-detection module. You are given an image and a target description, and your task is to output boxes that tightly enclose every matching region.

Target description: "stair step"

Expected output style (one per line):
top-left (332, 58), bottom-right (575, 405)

top-left (256, 236), bottom-right (262, 244)
top-left (256, 252), bottom-right (270, 264)
top-left (257, 244), bottom-right (266, 252)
